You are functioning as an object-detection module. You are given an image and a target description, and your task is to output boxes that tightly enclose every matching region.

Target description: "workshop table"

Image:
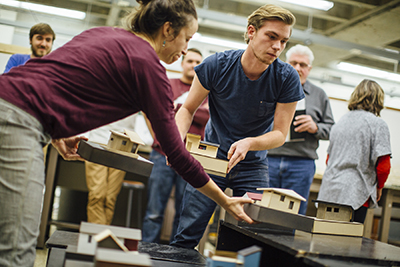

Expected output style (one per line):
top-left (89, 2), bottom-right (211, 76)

top-left (45, 230), bottom-right (206, 267)
top-left (378, 185), bottom-right (400, 243)
top-left (217, 220), bottom-right (400, 266)
top-left (38, 144), bottom-right (153, 248)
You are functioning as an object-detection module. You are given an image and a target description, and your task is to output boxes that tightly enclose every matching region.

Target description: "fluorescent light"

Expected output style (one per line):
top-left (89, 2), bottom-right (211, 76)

top-left (279, 0), bottom-right (334, 11)
top-left (192, 33), bottom-right (247, 50)
top-left (337, 62), bottom-right (400, 83)
top-left (0, 0), bottom-right (86, 20)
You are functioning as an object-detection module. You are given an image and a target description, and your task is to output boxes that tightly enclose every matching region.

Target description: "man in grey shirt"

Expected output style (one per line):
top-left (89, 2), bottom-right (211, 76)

top-left (268, 44), bottom-right (335, 215)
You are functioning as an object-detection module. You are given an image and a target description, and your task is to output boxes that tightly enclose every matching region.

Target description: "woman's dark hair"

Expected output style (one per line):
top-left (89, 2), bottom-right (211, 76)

top-left (123, 0), bottom-right (197, 39)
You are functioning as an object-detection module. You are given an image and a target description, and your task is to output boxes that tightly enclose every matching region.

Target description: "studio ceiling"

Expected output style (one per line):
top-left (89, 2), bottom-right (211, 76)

top-left (1, 0), bottom-right (400, 79)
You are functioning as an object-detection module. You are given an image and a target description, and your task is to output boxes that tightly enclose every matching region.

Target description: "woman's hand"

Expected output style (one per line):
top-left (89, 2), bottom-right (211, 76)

top-left (221, 196), bottom-right (255, 224)
top-left (197, 179), bottom-right (255, 224)
top-left (377, 187), bottom-right (383, 202)
top-left (51, 136), bottom-right (88, 161)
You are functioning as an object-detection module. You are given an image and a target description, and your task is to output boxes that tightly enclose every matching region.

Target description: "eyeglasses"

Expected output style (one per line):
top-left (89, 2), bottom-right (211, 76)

top-left (289, 61), bottom-right (311, 68)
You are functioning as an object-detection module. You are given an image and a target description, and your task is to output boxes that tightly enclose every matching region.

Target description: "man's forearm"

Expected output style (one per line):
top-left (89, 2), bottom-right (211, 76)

top-left (248, 130), bottom-right (287, 151)
top-left (175, 106), bottom-right (195, 140)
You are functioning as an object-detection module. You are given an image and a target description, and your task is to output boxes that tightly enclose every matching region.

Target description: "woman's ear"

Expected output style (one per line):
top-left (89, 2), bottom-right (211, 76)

top-left (162, 22), bottom-right (174, 41)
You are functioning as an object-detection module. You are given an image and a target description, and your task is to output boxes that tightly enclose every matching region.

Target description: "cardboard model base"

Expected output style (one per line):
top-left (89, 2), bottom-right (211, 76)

top-left (78, 140), bottom-right (153, 176)
top-left (190, 153), bottom-right (228, 177)
top-left (227, 203), bottom-right (364, 237)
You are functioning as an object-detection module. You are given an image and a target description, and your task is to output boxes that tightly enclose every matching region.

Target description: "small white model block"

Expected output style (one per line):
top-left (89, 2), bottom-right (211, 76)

top-left (77, 233), bottom-right (97, 255)
top-left (315, 200), bottom-right (354, 222)
top-left (95, 248), bottom-right (151, 267)
top-left (257, 188), bottom-right (306, 214)
top-left (77, 222), bottom-right (141, 253)
top-left (185, 133), bottom-right (228, 177)
top-left (93, 229), bottom-right (128, 252)
top-left (107, 129), bottom-right (145, 153)
top-left (186, 133), bottom-right (219, 158)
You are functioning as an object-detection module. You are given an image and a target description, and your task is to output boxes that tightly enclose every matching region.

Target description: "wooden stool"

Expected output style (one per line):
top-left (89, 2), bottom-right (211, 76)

top-left (122, 180), bottom-right (145, 228)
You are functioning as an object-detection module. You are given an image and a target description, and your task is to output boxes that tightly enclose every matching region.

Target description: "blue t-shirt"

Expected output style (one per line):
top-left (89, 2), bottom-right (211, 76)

top-left (4, 54), bottom-right (31, 73)
top-left (196, 49), bottom-right (304, 164)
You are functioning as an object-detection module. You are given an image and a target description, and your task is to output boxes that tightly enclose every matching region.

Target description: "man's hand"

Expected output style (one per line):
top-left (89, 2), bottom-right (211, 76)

top-left (293, 114), bottom-right (318, 134)
top-left (227, 138), bottom-right (251, 173)
top-left (51, 136), bottom-right (88, 161)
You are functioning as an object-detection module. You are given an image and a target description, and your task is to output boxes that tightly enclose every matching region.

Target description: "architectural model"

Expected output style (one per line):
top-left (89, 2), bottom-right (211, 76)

top-left (77, 222), bottom-right (141, 254)
top-left (257, 187), bottom-right (306, 214)
top-left (185, 133), bottom-right (228, 177)
top-left (94, 248), bottom-right (151, 267)
top-left (68, 222), bottom-right (151, 266)
top-left (236, 189), bottom-right (364, 237)
top-left (107, 129), bottom-right (145, 155)
top-left (206, 245), bottom-right (262, 267)
top-left (314, 200), bottom-right (354, 222)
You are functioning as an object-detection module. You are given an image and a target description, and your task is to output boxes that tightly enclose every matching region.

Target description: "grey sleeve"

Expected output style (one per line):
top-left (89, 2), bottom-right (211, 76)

top-left (371, 119), bottom-right (391, 162)
top-left (315, 93), bottom-right (335, 140)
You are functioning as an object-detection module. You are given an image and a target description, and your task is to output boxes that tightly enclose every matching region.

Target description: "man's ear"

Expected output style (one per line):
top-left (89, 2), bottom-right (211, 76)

top-left (247, 25), bottom-right (256, 41)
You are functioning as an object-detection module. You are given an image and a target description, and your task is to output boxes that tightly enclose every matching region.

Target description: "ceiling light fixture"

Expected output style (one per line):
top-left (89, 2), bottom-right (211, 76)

top-left (0, 0), bottom-right (86, 20)
top-left (191, 33), bottom-right (248, 50)
top-left (337, 62), bottom-right (400, 83)
top-left (278, 0), bottom-right (334, 11)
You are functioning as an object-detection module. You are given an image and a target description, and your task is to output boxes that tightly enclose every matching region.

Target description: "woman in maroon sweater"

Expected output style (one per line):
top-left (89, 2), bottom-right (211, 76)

top-left (0, 0), bottom-right (253, 265)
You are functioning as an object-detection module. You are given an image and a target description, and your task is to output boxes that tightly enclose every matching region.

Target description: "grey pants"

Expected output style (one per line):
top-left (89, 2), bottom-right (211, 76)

top-left (0, 98), bottom-right (50, 267)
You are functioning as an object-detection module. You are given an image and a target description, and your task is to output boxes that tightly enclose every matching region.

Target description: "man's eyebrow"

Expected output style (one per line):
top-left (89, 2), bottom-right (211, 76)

top-left (267, 30), bottom-right (290, 41)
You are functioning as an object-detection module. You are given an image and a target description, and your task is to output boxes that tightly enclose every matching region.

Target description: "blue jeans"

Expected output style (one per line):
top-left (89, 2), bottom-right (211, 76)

top-left (142, 150), bottom-right (187, 243)
top-left (0, 99), bottom-right (51, 267)
top-left (267, 156), bottom-right (315, 215)
top-left (170, 163), bottom-right (269, 249)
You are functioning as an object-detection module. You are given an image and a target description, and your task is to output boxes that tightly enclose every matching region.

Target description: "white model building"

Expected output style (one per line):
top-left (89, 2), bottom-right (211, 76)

top-left (257, 188), bottom-right (306, 214)
top-left (107, 129), bottom-right (145, 153)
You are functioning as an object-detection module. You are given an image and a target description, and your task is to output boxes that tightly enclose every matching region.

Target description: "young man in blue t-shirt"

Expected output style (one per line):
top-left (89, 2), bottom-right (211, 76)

top-left (4, 23), bottom-right (55, 73)
top-left (171, 4), bottom-right (305, 249)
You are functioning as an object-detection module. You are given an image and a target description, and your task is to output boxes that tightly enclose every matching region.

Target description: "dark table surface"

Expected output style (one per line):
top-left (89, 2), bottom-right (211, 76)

top-left (217, 221), bottom-right (400, 267)
top-left (46, 230), bottom-right (206, 267)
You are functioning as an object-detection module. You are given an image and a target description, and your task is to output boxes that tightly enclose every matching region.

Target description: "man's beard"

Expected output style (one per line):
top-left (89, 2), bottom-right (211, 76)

top-left (31, 46), bottom-right (49, 57)
top-left (250, 42), bottom-right (276, 66)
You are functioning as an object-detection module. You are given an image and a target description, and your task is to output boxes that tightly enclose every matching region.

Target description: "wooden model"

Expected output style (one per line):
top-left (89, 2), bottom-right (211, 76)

top-left (186, 133), bottom-right (219, 157)
top-left (107, 129), bottom-right (145, 154)
top-left (237, 245), bottom-right (262, 267)
top-left (95, 248), bottom-right (151, 267)
top-left (77, 222), bottom-right (141, 254)
top-left (206, 246), bottom-right (262, 267)
top-left (229, 191), bottom-right (364, 237)
top-left (314, 200), bottom-right (354, 222)
top-left (230, 203), bottom-right (364, 237)
top-left (93, 229), bottom-right (129, 252)
top-left (206, 255), bottom-right (239, 267)
top-left (71, 222), bottom-right (153, 266)
top-left (185, 133), bottom-right (228, 177)
top-left (257, 188), bottom-right (306, 215)
top-left (243, 192), bottom-right (262, 202)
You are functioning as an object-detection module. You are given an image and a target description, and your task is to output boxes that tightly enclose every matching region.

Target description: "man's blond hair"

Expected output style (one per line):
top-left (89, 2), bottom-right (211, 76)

top-left (244, 4), bottom-right (296, 44)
